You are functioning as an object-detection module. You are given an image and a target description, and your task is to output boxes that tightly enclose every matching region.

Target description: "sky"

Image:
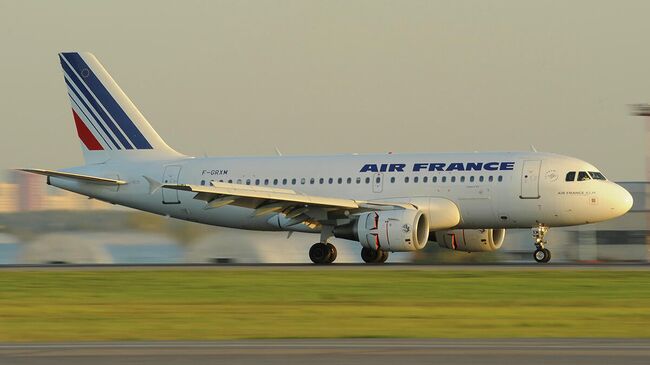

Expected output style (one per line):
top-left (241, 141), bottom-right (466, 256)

top-left (1, 0), bottom-right (649, 181)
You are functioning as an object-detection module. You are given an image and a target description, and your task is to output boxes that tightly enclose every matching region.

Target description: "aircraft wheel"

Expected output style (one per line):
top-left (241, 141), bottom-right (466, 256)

top-left (378, 250), bottom-right (389, 263)
top-left (309, 243), bottom-right (332, 264)
top-left (361, 247), bottom-right (386, 264)
top-left (326, 243), bottom-right (337, 263)
top-left (533, 248), bottom-right (551, 263)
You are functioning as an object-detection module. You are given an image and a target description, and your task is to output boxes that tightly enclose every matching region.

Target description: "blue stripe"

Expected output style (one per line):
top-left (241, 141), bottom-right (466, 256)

top-left (68, 92), bottom-right (113, 150)
top-left (65, 78), bottom-right (120, 150)
top-left (60, 56), bottom-right (133, 149)
top-left (61, 53), bottom-right (153, 150)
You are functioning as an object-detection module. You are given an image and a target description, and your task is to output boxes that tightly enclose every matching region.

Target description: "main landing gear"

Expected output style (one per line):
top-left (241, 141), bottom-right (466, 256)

top-left (361, 247), bottom-right (389, 264)
top-left (532, 225), bottom-right (551, 263)
top-left (309, 242), bottom-right (337, 264)
top-left (309, 226), bottom-right (337, 264)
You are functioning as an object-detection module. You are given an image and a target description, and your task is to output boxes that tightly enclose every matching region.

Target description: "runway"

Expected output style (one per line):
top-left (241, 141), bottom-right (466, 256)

top-left (0, 262), bottom-right (649, 271)
top-left (1, 339), bottom-right (649, 365)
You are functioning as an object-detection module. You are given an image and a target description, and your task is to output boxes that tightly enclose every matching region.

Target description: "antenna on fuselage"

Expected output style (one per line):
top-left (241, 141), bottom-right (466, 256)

top-left (530, 145), bottom-right (538, 152)
top-left (275, 147), bottom-right (283, 156)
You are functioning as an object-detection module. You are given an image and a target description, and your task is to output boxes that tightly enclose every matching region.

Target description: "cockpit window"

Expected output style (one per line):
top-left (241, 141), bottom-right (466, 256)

top-left (589, 171), bottom-right (606, 180)
top-left (565, 171), bottom-right (576, 182)
top-left (577, 171), bottom-right (591, 181)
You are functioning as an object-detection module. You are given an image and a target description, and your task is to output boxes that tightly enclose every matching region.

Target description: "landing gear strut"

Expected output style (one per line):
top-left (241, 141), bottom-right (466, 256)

top-left (532, 225), bottom-right (551, 263)
top-left (361, 247), bottom-right (389, 264)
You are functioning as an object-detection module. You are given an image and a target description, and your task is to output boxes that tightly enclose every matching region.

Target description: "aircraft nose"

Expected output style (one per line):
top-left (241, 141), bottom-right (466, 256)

top-left (614, 184), bottom-right (633, 216)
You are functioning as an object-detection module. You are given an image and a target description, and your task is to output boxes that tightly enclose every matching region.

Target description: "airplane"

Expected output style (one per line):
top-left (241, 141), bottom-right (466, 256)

top-left (20, 52), bottom-right (634, 264)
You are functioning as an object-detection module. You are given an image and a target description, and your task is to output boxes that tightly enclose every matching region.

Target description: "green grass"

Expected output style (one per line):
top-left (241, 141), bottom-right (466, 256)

top-left (1, 269), bottom-right (650, 341)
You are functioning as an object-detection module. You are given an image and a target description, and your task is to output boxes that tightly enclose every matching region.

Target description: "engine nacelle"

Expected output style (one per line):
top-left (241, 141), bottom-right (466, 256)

top-left (434, 228), bottom-right (506, 252)
top-left (334, 209), bottom-right (429, 252)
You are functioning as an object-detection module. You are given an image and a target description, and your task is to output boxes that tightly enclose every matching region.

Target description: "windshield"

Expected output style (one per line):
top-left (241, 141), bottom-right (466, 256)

top-left (589, 171), bottom-right (607, 180)
top-left (577, 171), bottom-right (591, 181)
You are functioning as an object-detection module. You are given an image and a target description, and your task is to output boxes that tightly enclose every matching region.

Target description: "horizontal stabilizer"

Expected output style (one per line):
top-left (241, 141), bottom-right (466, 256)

top-left (18, 168), bottom-right (127, 185)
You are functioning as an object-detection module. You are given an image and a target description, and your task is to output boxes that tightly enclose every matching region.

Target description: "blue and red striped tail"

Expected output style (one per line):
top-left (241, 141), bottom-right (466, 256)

top-left (59, 52), bottom-right (181, 163)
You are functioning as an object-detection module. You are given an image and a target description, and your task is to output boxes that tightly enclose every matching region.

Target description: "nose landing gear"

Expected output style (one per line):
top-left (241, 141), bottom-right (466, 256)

top-left (532, 225), bottom-right (551, 263)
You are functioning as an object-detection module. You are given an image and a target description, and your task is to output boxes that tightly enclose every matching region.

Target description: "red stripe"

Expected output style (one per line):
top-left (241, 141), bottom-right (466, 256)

top-left (72, 109), bottom-right (103, 150)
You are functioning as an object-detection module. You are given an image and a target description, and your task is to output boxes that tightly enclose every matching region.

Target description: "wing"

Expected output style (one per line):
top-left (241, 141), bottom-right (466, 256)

top-left (148, 178), bottom-right (412, 229)
top-left (19, 168), bottom-right (127, 185)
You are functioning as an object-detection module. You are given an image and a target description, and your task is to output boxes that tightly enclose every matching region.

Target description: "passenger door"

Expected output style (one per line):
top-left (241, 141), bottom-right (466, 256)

top-left (162, 165), bottom-right (182, 204)
top-left (520, 160), bottom-right (541, 199)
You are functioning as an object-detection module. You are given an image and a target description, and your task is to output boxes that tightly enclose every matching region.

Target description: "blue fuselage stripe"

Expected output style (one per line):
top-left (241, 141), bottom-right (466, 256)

top-left (65, 77), bottom-right (119, 150)
top-left (60, 53), bottom-right (152, 150)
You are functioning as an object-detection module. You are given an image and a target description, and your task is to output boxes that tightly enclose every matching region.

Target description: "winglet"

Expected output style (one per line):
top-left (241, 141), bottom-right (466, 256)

top-left (143, 176), bottom-right (163, 194)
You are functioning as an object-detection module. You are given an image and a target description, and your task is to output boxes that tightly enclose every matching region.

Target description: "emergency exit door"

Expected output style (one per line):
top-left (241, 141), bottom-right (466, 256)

top-left (373, 173), bottom-right (383, 193)
top-left (520, 160), bottom-right (541, 199)
top-left (162, 165), bottom-right (181, 204)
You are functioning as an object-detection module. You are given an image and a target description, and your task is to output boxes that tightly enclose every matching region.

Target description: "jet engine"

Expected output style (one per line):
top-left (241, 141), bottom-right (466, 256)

top-left (433, 228), bottom-right (506, 252)
top-left (334, 209), bottom-right (429, 252)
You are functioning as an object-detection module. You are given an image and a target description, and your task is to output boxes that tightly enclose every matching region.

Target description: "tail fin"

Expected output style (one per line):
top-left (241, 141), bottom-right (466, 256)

top-left (59, 52), bottom-right (183, 164)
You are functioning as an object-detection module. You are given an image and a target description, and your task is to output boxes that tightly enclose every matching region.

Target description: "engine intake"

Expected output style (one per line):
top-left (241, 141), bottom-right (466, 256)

top-left (334, 209), bottom-right (429, 252)
top-left (434, 228), bottom-right (506, 252)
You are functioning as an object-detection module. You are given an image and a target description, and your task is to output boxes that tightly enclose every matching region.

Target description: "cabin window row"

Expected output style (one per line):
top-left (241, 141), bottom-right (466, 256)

top-left (200, 175), bottom-right (506, 186)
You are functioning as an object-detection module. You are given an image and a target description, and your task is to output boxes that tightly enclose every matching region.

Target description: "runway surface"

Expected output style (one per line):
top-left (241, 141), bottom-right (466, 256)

top-left (0, 262), bottom-right (648, 271)
top-left (1, 339), bottom-right (649, 365)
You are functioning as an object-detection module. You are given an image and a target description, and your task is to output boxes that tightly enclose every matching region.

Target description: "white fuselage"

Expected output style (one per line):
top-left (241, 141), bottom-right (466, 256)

top-left (51, 151), bottom-right (633, 233)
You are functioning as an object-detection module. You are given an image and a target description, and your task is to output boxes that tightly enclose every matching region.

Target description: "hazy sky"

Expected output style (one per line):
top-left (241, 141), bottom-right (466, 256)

top-left (1, 0), bottom-right (650, 180)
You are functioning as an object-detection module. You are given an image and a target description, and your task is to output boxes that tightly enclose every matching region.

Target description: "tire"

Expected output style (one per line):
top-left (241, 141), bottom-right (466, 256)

top-left (309, 243), bottom-right (331, 264)
top-left (361, 247), bottom-right (380, 263)
top-left (326, 243), bottom-right (337, 263)
top-left (378, 250), bottom-right (389, 263)
top-left (533, 248), bottom-right (549, 263)
top-left (541, 248), bottom-right (551, 263)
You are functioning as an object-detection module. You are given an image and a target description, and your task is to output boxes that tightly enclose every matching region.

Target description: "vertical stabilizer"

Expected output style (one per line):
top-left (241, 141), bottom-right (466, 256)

top-left (59, 52), bottom-right (183, 164)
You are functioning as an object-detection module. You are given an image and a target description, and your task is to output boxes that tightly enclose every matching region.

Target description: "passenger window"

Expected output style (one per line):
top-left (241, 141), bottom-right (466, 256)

top-left (338, 178), bottom-right (343, 184)
top-left (479, 176), bottom-right (484, 182)
top-left (469, 176), bottom-right (474, 182)
top-left (498, 176), bottom-right (503, 182)
top-left (423, 176), bottom-right (428, 183)
top-left (405, 177), bottom-right (410, 183)
top-left (365, 177), bottom-right (370, 184)
top-left (451, 176), bottom-right (456, 183)
top-left (356, 177), bottom-right (361, 184)
top-left (228, 179), bottom-right (233, 183)
top-left (255, 179), bottom-right (260, 185)
top-left (282, 178), bottom-right (287, 185)
top-left (414, 176), bottom-right (419, 183)
top-left (577, 171), bottom-right (591, 181)
top-left (488, 176), bottom-right (493, 182)
top-left (273, 179), bottom-right (278, 185)
top-left (347, 177), bottom-right (352, 184)
top-left (565, 171), bottom-right (576, 182)
top-left (432, 176), bottom-right (437, 183)
top-left (390, 177), bottom-right (395, 183)
top-left (300, 178), bottom-right (305, 185)
top-left (375, 177), bottom-right (380, 184)
top-left (310, 178), bottom-right (315, 184)
top-left (200, 180), bottom-right (205, 186)
top-left (264, 179), bottom-right (269, 185)
top-left (442, 176), bottom-right (447, 183)
top-left (328, 178), bottom-right (334, 184)
top-left (237, 179), bottom-right (242, 184)
top-left (460, 176), bottom-right (465, 183)
top-left (319, 178), bottom-right (324, 184)
top-left (291, 178), bottom-right (297, 185)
